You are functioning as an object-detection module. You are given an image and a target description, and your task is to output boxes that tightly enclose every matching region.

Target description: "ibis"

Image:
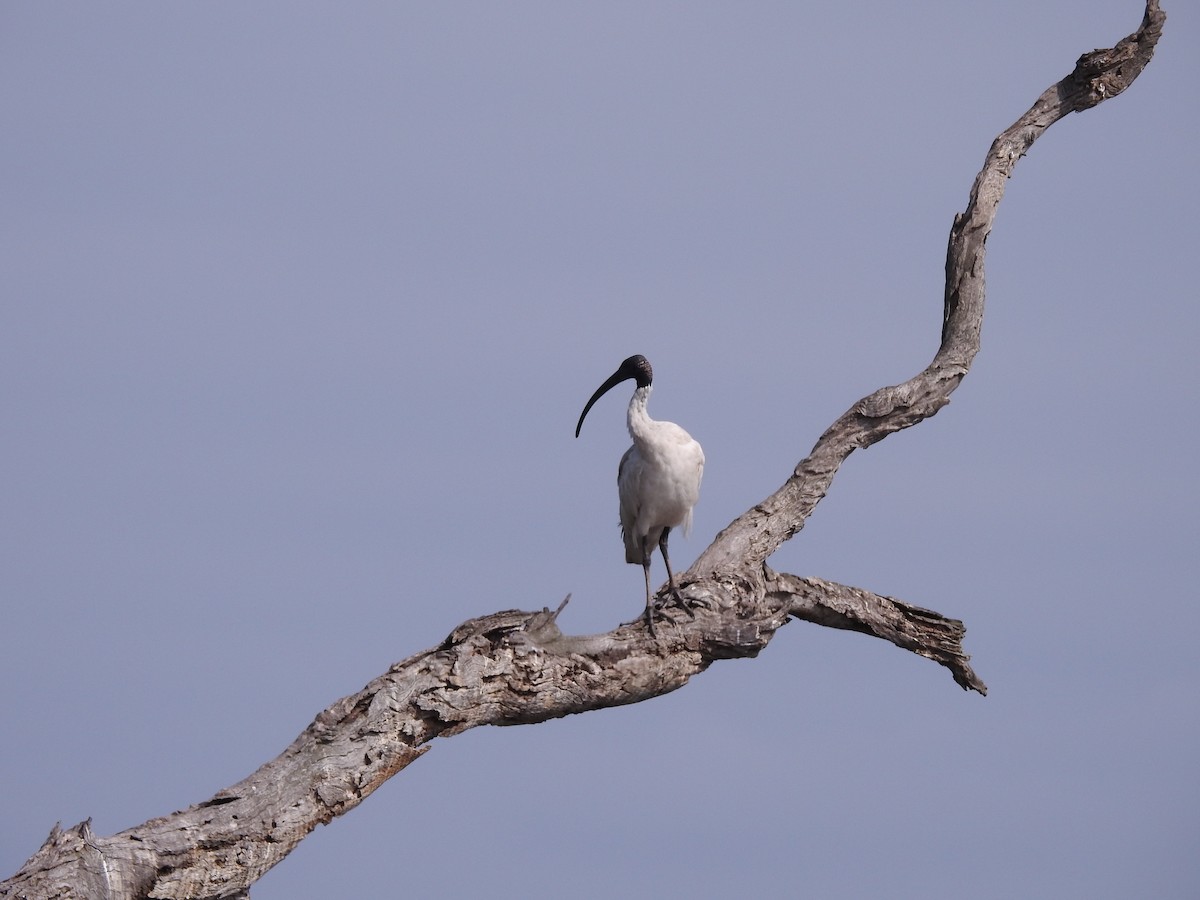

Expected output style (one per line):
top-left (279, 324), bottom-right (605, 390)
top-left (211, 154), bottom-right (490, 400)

top-left (575, 355), bottom-right (704, 637)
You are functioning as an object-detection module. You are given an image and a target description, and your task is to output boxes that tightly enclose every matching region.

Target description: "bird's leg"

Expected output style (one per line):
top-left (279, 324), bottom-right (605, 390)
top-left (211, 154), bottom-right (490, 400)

top-left (641, 553), bottom-right (658, 639)
top-left (659, 529), bottom-right (709, 617)
top-left (659, 528), bottom-right (682, 599)
top-left (657, 528), bottom-right (693, 618)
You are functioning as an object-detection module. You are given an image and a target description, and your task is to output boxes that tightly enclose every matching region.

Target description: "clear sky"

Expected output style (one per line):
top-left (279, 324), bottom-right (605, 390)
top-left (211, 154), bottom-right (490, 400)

top-left (2, 2), bottom-right (1197, 898)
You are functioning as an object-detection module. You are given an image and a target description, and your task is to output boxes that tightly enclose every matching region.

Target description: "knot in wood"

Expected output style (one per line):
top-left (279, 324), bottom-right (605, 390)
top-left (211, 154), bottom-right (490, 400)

top-left (856, 384), bottom-right (915, 418)
top-left (699, 621), bottom-right (766, 660)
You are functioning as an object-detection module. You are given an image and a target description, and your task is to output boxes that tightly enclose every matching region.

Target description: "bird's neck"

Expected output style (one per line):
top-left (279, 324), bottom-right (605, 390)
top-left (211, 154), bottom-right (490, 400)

top-left (626, 385), bottom-right (655, 444)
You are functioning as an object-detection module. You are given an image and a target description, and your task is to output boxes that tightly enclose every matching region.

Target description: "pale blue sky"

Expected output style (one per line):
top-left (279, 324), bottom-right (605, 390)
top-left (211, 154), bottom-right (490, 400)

top-left (3, 2), bottom-right (1197, 897)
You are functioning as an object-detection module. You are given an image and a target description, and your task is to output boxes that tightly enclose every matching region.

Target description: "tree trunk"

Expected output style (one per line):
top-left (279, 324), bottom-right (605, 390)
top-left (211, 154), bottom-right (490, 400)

top-left (1, 3), bottom-right (1165, 898)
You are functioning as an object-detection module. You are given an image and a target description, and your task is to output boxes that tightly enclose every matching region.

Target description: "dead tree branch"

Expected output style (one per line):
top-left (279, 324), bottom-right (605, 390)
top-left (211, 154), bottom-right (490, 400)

top-left (1, 4), bottom-right (1164, 898)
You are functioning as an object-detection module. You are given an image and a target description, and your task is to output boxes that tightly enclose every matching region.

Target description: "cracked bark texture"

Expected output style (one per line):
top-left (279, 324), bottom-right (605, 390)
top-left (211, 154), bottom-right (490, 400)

top-left (1, 4), bottom-right (1165, 898)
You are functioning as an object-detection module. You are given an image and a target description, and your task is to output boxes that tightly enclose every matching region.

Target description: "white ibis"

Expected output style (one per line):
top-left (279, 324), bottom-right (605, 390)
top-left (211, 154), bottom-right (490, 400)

top-left (575, 355), bottom-right (704, 637)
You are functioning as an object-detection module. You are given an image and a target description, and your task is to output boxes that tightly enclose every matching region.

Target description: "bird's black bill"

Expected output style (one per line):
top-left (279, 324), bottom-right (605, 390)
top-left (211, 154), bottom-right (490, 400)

top-left (574, 355), bottom-right (653, 437)
top-left (575, 369), bottom-right (627, 437)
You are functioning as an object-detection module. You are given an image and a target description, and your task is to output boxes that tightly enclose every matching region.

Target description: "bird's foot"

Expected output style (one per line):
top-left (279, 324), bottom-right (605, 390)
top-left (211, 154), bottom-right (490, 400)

top-left (661, 587), bottom-right (712, 619)
top-left (643, 603), bottom-right (659, 639)
top-left (640, 588), bottom-right (710, 638)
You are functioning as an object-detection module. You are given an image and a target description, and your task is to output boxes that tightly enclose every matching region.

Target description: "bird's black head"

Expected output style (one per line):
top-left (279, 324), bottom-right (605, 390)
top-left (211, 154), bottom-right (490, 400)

top-left (575, 354), bottom-right (654, 437)
top-left (617, 354), bottom-right (653, 389)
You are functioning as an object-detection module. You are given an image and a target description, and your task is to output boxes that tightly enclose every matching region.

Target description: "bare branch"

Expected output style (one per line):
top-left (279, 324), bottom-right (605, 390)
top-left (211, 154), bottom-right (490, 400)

top-left (771, 572), bottom-right (986, 694)
top-left (690, 0), bottom-right (1167, 580)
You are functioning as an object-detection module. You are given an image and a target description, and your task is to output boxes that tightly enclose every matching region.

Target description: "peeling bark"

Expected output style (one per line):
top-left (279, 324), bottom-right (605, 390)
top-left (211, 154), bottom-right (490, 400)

top-left (1, 4), bottom-right (1165, 898)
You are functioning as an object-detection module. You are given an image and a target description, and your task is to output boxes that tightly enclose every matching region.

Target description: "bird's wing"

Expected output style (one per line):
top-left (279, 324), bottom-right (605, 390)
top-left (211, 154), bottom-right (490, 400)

top-left (617, 445), bottom-right (643, 564)
top-left (685, 442), bottom-right (704, 537)
top-left (657, 424), bottom-right (704, 537)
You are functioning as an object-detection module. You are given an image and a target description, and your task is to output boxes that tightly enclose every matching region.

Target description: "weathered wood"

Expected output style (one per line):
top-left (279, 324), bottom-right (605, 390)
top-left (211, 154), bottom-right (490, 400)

top-left (690, 1), bottom-right (1166, 578)
top-left (1, 4), bottom-right (1164, 898)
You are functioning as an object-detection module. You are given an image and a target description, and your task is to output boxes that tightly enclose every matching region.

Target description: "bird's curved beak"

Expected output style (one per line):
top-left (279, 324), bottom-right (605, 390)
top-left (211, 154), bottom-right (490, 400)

top-left (575, 367), bottom-right (631, 438)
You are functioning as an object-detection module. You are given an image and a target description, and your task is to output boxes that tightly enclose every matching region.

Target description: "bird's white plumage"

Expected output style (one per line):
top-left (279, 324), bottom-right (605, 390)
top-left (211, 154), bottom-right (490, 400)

top-left (618, 385), bottom-right (704, 565)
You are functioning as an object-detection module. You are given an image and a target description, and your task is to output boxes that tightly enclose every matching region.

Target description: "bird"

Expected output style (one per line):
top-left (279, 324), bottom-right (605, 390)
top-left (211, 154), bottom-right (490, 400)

top-left (575, 354), bottom-right (704, 637)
